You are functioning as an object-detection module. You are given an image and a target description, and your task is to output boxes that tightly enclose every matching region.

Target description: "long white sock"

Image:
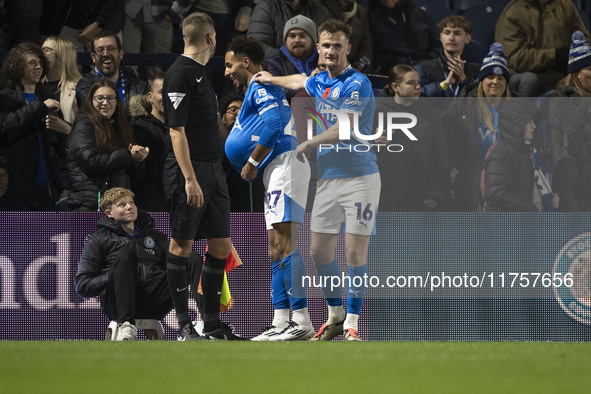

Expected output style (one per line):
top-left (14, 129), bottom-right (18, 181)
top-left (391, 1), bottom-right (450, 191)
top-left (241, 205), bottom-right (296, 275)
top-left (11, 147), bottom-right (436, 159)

top-left (327, 305), bottom-right (346, 324)
top-left (292, 307), bottom-right (312, 326)
top-left (272, 308), bottom-right (290, 328)
top-left (344, 313), bottom-right (359, 331)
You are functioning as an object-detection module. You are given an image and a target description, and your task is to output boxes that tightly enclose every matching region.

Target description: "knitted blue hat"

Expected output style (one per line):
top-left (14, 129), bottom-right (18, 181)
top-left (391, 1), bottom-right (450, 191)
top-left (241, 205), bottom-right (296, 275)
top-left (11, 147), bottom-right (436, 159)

top-left (477, 43), bottom-right (510, 82)
top-left (567, 31), bottom-right (591, 74)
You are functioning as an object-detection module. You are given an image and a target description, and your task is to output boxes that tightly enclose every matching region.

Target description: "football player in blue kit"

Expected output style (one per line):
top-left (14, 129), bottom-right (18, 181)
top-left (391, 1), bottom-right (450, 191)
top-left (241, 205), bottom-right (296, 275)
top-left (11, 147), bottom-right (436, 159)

top-left (255, 19), bottom-right (380, 341)
top-left (224, 35), bottom-right (314, 341)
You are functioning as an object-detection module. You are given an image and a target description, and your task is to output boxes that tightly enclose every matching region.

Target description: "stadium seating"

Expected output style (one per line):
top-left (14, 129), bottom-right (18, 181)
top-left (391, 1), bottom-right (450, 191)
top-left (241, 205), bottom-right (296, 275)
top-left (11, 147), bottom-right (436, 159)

top-left (106, 319), bottom-right (165, 341)
top-left (452, 0), bottom-right (510, 13)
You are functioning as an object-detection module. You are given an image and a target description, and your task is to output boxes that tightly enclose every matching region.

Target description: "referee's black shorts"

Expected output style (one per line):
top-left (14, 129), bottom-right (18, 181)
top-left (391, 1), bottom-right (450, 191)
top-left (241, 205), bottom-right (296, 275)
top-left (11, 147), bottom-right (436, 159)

top-left (165, 157), bottom-right (231, 241)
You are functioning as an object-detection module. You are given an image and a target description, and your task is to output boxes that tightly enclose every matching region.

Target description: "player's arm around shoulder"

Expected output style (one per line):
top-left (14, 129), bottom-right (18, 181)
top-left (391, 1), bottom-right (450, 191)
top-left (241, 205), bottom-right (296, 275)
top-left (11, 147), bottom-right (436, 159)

top-left (254, 71), bottom-right (308, 91)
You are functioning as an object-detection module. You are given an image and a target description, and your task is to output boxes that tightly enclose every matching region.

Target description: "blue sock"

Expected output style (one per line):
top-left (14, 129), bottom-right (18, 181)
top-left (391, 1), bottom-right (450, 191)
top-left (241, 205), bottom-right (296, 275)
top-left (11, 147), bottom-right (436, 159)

top-left (346, 264), bottom-right (368, 315)
top-left (282, 249), bottom-right (307, 310)
top-left (271, 259), bottom-right (289, 309)
top-left (315, 259), bottom-right (343, 306)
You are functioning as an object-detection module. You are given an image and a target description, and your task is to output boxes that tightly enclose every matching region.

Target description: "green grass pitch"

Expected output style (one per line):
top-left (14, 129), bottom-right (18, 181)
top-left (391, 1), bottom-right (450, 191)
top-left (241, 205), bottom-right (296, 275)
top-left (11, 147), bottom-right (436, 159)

top-left (1, 341), bottom-right (590, 393)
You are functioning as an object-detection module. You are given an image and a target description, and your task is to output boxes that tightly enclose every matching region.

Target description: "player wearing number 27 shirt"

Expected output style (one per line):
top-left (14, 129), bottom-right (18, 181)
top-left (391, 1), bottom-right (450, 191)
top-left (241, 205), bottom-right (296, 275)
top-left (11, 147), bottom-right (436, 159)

top-left (224, 35), bottom-right (313, 341)
top-left (255, 19), bottom-right (380, 341)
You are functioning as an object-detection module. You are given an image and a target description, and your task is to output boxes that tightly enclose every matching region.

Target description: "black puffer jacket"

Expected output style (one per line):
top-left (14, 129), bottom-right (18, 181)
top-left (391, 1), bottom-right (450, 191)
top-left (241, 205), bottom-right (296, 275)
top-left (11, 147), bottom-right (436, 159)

top-left (74, 210), bottom-right (168, 298)
top-left (67, 113), bottom-right (137, 211)
top-left (484, 102), bottom-right (538, 212)
top-left (0, 84), bottom-right (65, 208)
top-left (441, 86), bottom-right (485, 211)
top-left (549, 84), bottom-right (589, 163)
top-left (553, 133), bottom-right (591, 212)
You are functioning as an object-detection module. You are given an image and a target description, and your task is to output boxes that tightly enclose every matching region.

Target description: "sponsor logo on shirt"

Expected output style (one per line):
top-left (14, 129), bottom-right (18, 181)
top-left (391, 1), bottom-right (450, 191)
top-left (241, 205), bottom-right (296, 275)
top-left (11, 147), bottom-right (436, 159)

top-left (168, 92), bottom-right (186, 110)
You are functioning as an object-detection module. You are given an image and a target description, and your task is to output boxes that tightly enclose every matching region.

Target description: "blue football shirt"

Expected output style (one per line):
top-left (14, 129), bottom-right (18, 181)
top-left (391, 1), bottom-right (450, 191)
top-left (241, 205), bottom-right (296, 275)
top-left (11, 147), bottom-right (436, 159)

top-left (304, 65), bottom-right (378, 179)
top-left (225, 78), bottom-right (297, 178)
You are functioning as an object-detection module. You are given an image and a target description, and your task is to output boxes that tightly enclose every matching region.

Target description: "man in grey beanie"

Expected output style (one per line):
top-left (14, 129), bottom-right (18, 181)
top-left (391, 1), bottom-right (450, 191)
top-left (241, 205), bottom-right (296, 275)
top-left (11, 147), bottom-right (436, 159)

top-left (247, 0), bottom-right (329, 58)
top-left (266, 14), bottom-right (320, 99)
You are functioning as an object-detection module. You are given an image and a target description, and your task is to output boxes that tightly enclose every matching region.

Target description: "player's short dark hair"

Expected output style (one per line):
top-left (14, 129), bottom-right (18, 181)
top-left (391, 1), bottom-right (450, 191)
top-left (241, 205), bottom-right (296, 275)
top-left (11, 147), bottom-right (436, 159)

top-left (318, 19), bottom-right (352, 41)
top-left (227, 35), bottom-right (265, 66)
top-left (91, 31), bottom-right (122, 52)
top-left (438, 15), bottom-right (472, 35)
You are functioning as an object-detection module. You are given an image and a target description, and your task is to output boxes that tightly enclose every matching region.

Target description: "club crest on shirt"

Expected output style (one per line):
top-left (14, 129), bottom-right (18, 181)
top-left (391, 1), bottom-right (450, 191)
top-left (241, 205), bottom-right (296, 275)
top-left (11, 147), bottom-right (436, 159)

top-left (144, 236), bottom-right (155, 248)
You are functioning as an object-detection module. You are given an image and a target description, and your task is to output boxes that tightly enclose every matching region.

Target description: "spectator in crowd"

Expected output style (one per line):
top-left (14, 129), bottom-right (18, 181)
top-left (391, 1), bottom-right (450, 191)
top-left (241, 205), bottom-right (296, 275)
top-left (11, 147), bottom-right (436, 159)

top-left (75, 187), bottom-right (204, 340)
top-left (553, 127), bottom-right (591, 211)
top-left (325, 0), bottom-right (373, 72)
top-left (42, 36), bottom-right (83, 207)
top-left (415, 15), bottom-right (480, 98)
top-left (484, 102), bottom-right (559, 211)
top-left (0, 151), bottom-right (26, 211)
top-left (550, 31), bottom-right (591, 161)
top-left (0, 42), bottom-right (64, 210)
top-left (247, 0), bottom-right (330, 58)
top-left (369, 0), bottom-right (440, 73)
top-left (218, 92), bottom-right (265, 212)
top-left (189, 0), bottom-right (254, 56)
top-left (443, 43), bottom-right (512, 211)
top-left (59, 0), bottom-right (125, 52)
top-left (76, 31), bottom-right (147, 112)
top-left (266, 15), bottom-right (318, 100)
top-left (67, 79), bottom-right (149, 211)
top-left (377, 64), bottom-right (450, 211)
top-left (129, 72), bottom-right (170, 212)
top-left (495, 0), bottom-right (590, 97)
top-left (551, 31), bottom-right (591, 211)
top-left (42, 37), bottom-right (82, 127)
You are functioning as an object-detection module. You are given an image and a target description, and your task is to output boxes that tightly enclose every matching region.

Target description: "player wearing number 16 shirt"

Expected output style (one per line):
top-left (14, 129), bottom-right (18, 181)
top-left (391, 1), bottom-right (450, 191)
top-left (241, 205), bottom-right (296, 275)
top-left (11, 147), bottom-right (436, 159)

top-left (254, 19), bottom-right (380, 341)
top-left (224, 35), bottom-right (313, 341)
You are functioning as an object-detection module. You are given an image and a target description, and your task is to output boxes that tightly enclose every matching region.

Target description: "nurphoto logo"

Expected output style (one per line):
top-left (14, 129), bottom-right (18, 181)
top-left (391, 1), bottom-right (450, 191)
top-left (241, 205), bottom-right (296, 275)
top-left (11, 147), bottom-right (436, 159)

top-left (305, 107), bottom-right (418, 153)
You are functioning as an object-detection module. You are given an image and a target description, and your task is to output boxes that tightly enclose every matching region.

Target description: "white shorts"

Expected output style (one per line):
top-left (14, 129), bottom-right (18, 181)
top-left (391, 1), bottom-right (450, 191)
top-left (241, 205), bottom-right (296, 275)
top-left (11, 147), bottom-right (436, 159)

top-left (262, 151), bottom-right (310, 230)
top-left (311, 173), bottom-right (381, 236)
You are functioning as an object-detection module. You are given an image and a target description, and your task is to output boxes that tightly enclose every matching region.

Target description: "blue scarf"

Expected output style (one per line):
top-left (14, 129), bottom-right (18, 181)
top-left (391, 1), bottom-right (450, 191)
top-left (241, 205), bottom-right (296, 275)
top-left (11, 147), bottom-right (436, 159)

top-left (94, 67), bottom-right (127, 102)
top-left (279, 45), bottom-right (318, 76)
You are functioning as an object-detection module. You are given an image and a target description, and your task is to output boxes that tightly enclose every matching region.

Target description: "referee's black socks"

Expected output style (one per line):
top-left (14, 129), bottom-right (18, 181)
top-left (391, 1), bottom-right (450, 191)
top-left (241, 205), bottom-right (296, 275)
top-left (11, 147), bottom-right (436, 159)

top-left (201, 253), bottom-right (226, 332)
top-left (167, 252), bottom-right (191, 328)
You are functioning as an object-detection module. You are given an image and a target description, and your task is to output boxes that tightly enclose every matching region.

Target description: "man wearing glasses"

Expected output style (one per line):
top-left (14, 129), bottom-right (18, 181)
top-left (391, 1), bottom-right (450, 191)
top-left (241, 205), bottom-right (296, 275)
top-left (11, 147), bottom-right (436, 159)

top-left (75, 31), bottom-right (147, 112)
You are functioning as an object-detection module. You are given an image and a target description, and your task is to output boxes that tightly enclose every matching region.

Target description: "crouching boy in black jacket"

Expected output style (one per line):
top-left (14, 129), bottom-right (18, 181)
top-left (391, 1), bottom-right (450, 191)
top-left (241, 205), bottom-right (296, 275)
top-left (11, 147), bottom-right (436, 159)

top-left (75, 187), bottom-right (204, 340)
